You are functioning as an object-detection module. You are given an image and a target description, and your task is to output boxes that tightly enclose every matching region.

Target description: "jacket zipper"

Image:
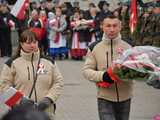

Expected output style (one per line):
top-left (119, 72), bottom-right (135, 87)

top-left (29, 53), bottom-right (38, 103)
top-left (111, 39), bottom-right (120, 102)
top-left (27, 66), bottom-right (30, 80)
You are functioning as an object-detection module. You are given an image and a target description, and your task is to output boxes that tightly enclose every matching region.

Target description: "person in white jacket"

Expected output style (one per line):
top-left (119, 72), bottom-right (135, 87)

top-left (47, 6), bottom-right (68, 60)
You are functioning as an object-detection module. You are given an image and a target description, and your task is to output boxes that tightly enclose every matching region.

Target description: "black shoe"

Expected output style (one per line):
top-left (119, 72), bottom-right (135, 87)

top-left (59, 54), bottom-right (65, 60)
top-left (71, 56), bottom-right (76, 60)
top-left (78, 57), bottom-right (83, 60)
top-left (65, 53), bottom-right (69, 59)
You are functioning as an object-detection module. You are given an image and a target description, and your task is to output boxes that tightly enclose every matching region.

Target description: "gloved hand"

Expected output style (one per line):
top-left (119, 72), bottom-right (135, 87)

top-left (102, 71), bottom-right (114, 83)
top-left (18, 97), bottom-right (36, 109)
top-left (37, 97), bottom-right (53, 111)
top-left (97, 67), bottom-right (117, 88)
top-left (20, 97), bottom-right (35, 106)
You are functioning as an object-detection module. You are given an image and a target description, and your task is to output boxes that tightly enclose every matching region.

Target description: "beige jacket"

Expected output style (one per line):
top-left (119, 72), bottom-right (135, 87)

top-left (82, 34), bottom-right (133, 102)
top-left (0, 50), bottom-right (63, 103)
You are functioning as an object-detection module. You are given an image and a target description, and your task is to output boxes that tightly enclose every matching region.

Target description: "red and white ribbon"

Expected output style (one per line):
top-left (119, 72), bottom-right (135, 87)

top-left (37, 63), bottom-right (45, 74)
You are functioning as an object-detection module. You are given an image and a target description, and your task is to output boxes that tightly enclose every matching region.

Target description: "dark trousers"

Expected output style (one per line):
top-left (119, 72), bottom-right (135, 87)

top-left (98, 98), bottom-right (131, 120)
top-left (0, 29), bottom-right (12, 57)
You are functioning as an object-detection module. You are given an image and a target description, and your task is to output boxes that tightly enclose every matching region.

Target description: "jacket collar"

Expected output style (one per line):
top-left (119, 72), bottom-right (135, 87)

top-left (20, 49), bottom-right (40, 61)
top-left (102, 33), bottom-right (121, 45)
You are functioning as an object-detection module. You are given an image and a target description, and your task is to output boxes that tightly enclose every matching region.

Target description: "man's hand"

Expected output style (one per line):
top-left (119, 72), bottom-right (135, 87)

top-left (103, 71), bottom-right (114, 84)
top-left (96, 70), bottom-right (114, 88)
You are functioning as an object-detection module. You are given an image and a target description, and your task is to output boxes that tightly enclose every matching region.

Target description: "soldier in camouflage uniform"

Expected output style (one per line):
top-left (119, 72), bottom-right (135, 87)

top-left (139, 7), bottom-right (153, 45)
top-left (151, 3), bottom-right (160, 47)
top-left (140, 3), bottom-right (160, 46)
top-left (120, 4), bottom-right (132, 45)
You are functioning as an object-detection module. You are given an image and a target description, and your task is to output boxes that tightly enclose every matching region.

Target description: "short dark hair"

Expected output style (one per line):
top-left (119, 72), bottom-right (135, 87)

top-left (103, 14), bottom-right (120, 21)
top-left (98, 1), bottom-right (109, 10)
top-left (89, 2), bottom-right (96, 7)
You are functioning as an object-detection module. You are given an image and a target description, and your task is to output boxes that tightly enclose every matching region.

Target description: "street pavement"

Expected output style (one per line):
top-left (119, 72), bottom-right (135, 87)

top-left (0, 58), bottom-right (160, 120)
top-left (55, 60), bottom-right (160, 120)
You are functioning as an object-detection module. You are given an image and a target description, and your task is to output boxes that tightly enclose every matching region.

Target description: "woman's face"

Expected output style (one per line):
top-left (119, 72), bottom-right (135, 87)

top-left (21, 39), bottom-right (38, 53)
top-left (55, 8), bottom-right (62, 17)
top-left (0, 5), bottom-right (8, 13)
top-left (74, 12), bottom-right (80, 20)
top-left (31, 10), bottom-right (39, 20)
top-left (90, 7), bottom-right (97, 15)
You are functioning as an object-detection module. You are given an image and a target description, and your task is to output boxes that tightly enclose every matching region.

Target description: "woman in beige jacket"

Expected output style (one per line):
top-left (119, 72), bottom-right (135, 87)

top-left (0, 30), bottom-right (63, 120)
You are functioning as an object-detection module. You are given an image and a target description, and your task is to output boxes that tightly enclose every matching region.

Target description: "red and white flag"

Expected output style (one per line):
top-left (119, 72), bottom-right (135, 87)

top-left (129, 0), bottom-right (137, 33)
top-left (10, 0), bottom-right (29, 20)
top-left (0, 87), bottom-right (23, 116)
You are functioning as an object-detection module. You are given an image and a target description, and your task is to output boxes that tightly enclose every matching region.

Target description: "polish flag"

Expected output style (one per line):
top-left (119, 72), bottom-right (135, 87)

top-left (0, 87), bottom-right (23, 108)
top-left (0, 87), bottom-right (23, 116)
top-left (129, 0), bottom-right (137, 33)
top-left (10, 0), bottom-right (29, 20)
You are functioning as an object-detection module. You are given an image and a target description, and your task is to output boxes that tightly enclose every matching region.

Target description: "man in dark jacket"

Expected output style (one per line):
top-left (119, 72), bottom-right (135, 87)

top-left (98, 1), bottom-right (112, 21)
top-left (0, 2), bottom-right (14, 57)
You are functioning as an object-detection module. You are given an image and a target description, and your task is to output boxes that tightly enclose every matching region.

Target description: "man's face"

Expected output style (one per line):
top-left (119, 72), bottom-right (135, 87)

top-left (103, 4), bottom-right (109, 11)
top-left (102, 18), bottom-right (121, 39)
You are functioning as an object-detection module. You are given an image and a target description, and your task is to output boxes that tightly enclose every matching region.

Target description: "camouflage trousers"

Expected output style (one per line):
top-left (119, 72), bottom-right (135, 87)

top-left (152, 36), bottom-right (160, 47)
top-left (141, 36), bottom-right (153, 46)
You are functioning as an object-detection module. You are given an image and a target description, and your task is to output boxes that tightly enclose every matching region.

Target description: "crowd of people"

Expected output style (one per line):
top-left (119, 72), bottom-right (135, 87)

top-left (0, 0), bottom-right (160, 59)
